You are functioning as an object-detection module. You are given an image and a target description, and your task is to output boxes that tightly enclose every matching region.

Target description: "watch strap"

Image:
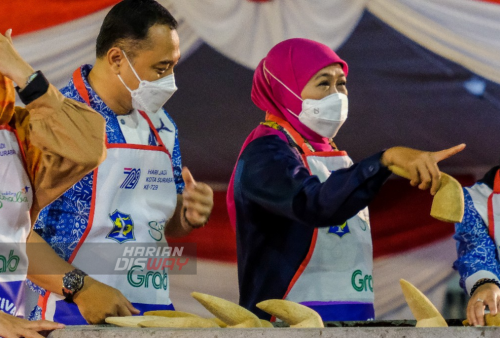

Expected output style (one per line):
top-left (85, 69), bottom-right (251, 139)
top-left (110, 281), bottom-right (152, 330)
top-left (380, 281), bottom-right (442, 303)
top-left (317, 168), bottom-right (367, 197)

top-left (15, 70), bottom-right (49, 105)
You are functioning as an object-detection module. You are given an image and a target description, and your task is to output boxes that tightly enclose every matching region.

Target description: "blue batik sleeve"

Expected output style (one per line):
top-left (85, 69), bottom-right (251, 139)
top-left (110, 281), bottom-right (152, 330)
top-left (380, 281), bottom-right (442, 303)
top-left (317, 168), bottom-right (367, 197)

top-left (172, 135), bottom-right (184, 194)
top-left (453, 189), bottom-right (500, 295)
top-left (162, 110), bottom-right (184, 194)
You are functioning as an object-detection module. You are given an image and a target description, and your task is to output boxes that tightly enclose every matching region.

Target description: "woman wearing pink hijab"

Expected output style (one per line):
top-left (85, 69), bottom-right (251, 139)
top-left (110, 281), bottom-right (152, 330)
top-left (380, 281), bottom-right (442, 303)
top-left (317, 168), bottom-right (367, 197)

top-left (227, 38), bottom-right (464, 321)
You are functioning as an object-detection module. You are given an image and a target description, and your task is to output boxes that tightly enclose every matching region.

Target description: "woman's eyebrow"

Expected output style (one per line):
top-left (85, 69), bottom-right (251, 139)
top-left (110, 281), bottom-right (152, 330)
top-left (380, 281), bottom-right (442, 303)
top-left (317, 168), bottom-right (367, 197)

top-left (314, 73), bottom-right (331, 80)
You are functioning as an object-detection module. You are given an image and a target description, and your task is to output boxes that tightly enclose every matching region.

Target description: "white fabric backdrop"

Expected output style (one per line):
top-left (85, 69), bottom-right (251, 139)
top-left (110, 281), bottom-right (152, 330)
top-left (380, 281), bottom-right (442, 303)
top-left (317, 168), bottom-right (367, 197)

top-left (367, 0), bottom-right (500, 84)
top-left (171, 0), bottom-right (500, 83)
top-left (171, 0), bottom-right (368, 69)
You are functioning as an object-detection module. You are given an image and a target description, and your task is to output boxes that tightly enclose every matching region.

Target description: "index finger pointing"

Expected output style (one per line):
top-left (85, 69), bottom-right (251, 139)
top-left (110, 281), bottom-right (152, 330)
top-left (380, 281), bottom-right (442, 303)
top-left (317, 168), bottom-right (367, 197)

top-left (432, 143), bottom-right (466, 163)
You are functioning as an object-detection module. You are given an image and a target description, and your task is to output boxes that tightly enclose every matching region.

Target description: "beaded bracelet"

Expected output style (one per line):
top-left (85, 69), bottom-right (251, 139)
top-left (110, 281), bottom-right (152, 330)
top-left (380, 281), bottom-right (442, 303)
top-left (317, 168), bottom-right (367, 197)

top-left (470, 278), bottom-right (500, 297)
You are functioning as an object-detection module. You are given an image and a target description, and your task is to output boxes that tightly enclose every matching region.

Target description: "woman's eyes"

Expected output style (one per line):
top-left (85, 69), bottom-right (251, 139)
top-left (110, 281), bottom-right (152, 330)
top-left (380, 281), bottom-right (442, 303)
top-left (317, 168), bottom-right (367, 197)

top-left (317, 80), bottom-right (347, 88)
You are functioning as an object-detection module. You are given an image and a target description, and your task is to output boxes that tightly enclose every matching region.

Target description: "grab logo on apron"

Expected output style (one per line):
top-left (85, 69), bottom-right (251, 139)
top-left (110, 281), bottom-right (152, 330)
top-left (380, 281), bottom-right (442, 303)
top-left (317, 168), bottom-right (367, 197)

top-left (0, 126), bottom-right (32, 317)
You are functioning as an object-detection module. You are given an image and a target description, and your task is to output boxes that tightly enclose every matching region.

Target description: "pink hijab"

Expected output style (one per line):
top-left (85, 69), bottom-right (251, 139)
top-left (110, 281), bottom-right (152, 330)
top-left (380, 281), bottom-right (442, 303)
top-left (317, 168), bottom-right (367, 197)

top-left (251, 38), bottom-right (348, 151)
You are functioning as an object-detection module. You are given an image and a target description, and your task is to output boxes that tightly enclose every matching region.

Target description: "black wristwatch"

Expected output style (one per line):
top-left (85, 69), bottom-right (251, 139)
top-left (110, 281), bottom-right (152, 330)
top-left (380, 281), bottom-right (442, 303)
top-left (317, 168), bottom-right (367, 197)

top-left (62, 269), bottom-right (88, 303)
top-left (15, 70), bottom-right (49, 105)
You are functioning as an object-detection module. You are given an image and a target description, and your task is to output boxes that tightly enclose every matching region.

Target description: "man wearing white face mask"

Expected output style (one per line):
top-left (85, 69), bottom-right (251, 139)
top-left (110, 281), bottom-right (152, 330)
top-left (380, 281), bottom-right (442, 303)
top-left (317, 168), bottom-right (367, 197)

top-left (227, 38), bottom-right (465, 322)
top-left (29, 0), bottom-right (213, 325)
top-left (117, 50), bottom-right (177, 116)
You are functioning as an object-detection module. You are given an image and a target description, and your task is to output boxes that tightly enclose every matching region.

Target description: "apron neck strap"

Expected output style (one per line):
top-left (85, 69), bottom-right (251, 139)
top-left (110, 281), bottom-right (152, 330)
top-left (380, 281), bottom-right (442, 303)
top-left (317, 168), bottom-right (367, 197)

top-left (72, 68), bottom-right (91, 106)
top-left (72, 68), bottom-right (110, 145)
top-left (494, 170), bottom-right (500, 193)
top-left (137, 110), bottom-right (166, 148)
top-left (487, 169), bottom-right (500, 239)
top-left (264, 113), bottom-right (315, 154)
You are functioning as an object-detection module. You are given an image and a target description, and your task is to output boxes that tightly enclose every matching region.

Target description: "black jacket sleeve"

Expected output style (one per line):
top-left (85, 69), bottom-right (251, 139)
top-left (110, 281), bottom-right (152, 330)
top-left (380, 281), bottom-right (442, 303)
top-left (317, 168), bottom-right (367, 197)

top-left (236, 135), bottom-right (392, 227)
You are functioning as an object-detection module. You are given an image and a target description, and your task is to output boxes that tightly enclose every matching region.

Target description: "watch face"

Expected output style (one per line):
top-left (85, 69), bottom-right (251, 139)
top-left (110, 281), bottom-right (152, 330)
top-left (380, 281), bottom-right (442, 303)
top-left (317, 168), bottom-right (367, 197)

top-left (63, 270), bottom-right (86, 294)
top-left (27, 72), bottom-right (38, 83)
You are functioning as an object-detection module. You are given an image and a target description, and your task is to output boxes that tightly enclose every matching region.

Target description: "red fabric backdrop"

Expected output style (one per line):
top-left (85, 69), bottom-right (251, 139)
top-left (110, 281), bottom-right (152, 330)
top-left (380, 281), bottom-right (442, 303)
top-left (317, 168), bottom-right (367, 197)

top-left (169, 175), bottom-right (476, 262)
top-left (0, 0), bottom-right (120, 36)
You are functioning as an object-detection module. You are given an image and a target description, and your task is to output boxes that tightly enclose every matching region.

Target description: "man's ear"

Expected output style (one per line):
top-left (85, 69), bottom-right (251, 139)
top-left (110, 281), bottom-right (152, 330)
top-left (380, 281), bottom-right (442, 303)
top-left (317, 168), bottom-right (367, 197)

top-left (107, 47), bottom-right (124, 75)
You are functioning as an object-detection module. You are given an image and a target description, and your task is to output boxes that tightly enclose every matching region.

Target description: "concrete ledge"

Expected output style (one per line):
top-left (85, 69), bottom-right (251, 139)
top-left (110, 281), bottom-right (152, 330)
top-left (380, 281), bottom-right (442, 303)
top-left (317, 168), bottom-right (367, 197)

top-left (47, 325), bottom-right (500, 338)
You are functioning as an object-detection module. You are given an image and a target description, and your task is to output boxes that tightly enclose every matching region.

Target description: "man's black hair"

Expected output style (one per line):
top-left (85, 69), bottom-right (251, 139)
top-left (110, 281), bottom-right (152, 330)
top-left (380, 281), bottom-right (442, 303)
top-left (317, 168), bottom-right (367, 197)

top-left (96, 0), bottom-right (178, 58)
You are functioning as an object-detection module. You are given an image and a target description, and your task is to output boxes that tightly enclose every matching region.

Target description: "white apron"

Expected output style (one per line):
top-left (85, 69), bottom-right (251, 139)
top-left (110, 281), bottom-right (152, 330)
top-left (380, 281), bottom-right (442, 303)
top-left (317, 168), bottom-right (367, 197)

top-left (40, 70), bottom-right (178, 324)
top-left (465, 169), bottom-right (500, 251)
top-left (0, 126), bottom-right (32, 317)
top-left (267, 115), bottom-right (374, 321)
top-left (472, 169), bottom-right (500, 252)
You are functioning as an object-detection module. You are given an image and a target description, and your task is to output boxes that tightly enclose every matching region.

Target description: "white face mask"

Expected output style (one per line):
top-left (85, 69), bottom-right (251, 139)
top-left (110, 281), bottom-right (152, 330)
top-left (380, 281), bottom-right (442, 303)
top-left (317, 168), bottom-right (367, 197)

top-left (264, 66), bottom-right (348, 139)
top-left (117, 50), bottom-right (178, 114)
top-left (296, 93), bottom-right (348, 139)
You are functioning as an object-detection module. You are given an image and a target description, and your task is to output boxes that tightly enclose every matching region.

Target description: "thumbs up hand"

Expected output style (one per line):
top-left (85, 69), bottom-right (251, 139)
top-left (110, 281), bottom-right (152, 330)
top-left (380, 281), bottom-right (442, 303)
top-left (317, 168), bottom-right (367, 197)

top-left (181, 167), bottom-right (213, 229)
